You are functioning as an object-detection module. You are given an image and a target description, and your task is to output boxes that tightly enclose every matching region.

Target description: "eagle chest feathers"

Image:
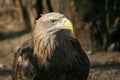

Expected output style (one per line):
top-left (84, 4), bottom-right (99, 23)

top-left (34, 30), bottom-right (76, 69)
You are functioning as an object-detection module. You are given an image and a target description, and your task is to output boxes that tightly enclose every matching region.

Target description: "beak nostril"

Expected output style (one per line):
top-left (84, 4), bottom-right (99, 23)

top-left (64, 20), bottom-right (66, 22)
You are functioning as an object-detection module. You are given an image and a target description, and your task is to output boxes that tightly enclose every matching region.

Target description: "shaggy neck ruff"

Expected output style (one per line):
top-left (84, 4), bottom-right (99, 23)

top-left (33, 28), bottom-right (74, 67)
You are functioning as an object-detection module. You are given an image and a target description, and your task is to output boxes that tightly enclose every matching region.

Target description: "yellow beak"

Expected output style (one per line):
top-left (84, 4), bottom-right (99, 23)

top-left (62, 18), bottom-right (74, 33)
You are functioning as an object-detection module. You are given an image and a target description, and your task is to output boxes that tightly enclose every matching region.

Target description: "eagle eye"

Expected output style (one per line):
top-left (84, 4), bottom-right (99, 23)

top-left (49, 19), bottom-right (58, 23)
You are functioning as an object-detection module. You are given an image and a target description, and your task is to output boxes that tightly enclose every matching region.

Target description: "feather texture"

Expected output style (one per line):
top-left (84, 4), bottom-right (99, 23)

top-left (12, 12), bottom-right (90, 80)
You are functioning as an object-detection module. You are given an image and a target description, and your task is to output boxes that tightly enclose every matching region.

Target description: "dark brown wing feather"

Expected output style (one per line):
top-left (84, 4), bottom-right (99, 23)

top-left (12, 39), bottom-right (35, 80)
top-left (70, 37), bottom-right (90, 80)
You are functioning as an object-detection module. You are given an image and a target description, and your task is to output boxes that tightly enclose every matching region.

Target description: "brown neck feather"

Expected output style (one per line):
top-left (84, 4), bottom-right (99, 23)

top-left (33, 29), bottom-right (74, 67)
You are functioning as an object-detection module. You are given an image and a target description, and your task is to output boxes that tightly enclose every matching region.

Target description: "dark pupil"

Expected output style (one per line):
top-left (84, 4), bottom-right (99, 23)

top-left (50, 19), bottom-right (57, 23)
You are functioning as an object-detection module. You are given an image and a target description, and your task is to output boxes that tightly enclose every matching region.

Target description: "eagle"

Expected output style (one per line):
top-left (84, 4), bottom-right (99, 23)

top-left (12, 12), bottom-right (90, 80)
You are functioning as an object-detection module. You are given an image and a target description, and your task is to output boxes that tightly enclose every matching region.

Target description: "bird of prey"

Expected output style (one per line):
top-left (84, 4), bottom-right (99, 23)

top-left (12, 12), bottom-right (90, 80)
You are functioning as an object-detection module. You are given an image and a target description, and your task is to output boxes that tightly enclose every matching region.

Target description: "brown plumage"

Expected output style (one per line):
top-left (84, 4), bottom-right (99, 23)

top-left (12, 12), bottom-right (90, 80)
